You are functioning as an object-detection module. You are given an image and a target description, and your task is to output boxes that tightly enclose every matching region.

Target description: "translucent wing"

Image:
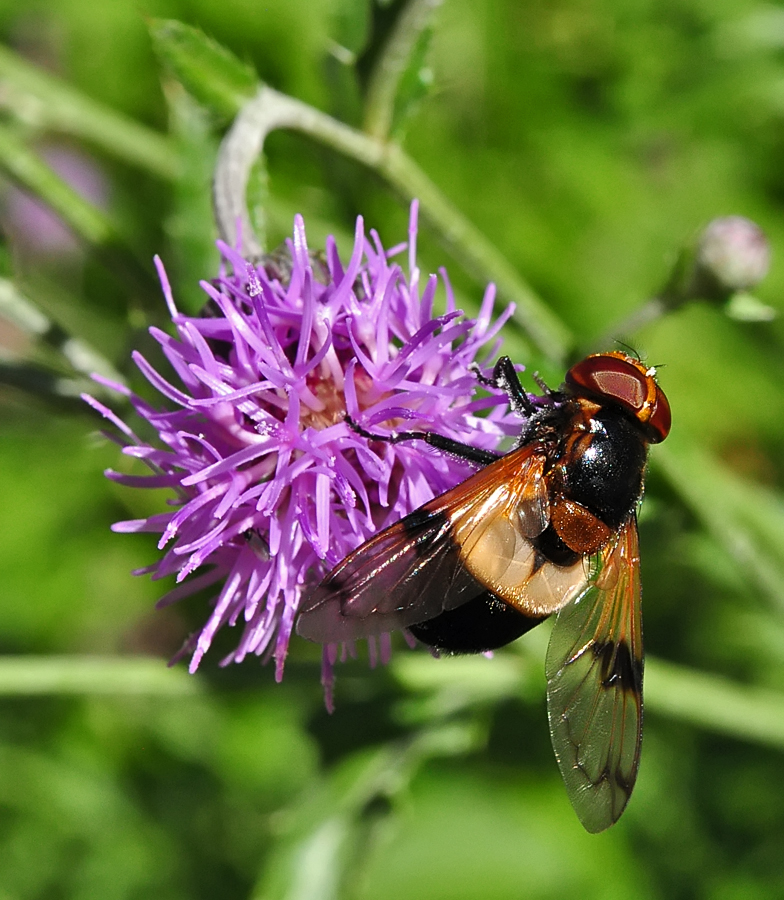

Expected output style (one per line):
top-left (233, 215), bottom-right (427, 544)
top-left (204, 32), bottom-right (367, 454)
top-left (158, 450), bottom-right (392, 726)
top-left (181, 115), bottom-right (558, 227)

top-left (297, 444), bottom-right (588, 645)
top-left (545, 517), bottom-right (643, 833)
top-left (296, 501), bottom-right (478, 643)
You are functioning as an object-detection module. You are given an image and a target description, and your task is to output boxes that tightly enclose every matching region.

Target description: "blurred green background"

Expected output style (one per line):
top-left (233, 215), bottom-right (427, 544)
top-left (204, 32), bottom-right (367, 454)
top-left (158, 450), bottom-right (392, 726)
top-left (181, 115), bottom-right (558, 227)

top-left (2, 0), bottom-right (784, 897)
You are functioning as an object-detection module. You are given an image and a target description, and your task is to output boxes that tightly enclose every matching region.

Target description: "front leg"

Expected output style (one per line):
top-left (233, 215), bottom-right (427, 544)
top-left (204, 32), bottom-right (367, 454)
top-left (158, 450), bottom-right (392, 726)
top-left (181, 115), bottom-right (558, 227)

top-left (345, 416), bottom-right (500, 466)
top-left (470, 356), bottom-right (536, 417)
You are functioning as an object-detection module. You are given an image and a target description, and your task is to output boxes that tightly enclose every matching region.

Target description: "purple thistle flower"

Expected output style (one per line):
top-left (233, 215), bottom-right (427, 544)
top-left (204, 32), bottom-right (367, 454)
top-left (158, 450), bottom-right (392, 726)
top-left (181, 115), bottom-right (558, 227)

top-left (85, 202), bottom-right (524, 704)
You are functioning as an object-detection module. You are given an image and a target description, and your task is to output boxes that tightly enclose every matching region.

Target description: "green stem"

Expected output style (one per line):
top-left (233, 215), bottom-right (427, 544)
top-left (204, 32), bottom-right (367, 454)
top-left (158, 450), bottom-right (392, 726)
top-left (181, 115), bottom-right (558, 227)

top-left (0, 124), bottom-right (113, 245)
top-left (586, 295), bottom-right (671, 355)
top-left (654, 438), bottom-right (784, 611)
top-left (393, 647), bottom-right (784, 750)
top-left (645, 656), bottom-right (784, 749)
top-left (0, 277), bottom-right (125, 387)
top-left (213, 86), bottom-right (573, 364)
top-left (0, 360), bottom-right (99, 410)
top-left (363, 0), bottom-right (444, 140)
top-left (0, 44), bottom-right (178, 179)
top-left (0, 125), bottom-right (157, 297)
top-left (0, 656), bottom-right (200, 695)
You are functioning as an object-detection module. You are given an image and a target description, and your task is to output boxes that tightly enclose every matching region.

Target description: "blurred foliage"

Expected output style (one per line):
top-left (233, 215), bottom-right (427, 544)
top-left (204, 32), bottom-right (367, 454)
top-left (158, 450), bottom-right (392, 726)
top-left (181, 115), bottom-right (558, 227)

top-left (1, 0), bottom-right (784, 897)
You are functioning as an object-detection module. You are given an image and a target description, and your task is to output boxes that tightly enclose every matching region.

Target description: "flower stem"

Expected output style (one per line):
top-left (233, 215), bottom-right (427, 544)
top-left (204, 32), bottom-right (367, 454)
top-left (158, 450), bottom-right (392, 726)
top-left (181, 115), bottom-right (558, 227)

top-left (645, 656), bottom-right (784, 749)
top-left (214, 86), bottom-right (573, 363)
top-left (0, 656), bottom-right (200, 695)
top-left (394, 648), bottom-right (784, 750)
top-left (0, 360), bottom-right (91, 409)
top-left (586, 295), bottom-right (673, 354)
top-left (0, 44), bottom-right (178, 179)
top-left (362, 0), bottom-right (444, 140)
top-left (0, 277), bottom-right (125, 387)
top-left (0, 125), bottom-right (158, 298)
top-left (654, 437), bottom-right (784, 611)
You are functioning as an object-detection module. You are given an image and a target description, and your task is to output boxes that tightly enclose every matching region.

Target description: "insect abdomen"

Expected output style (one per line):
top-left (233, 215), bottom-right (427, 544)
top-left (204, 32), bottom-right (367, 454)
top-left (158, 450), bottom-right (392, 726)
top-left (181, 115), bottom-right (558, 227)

top-left (408, 591), bottom-right (544, 653)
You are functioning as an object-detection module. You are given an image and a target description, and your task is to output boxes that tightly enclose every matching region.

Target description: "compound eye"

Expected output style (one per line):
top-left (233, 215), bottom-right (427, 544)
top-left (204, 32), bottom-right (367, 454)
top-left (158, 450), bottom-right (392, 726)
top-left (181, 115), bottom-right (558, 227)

top-left (567, 355), bottom-right (649, 409)
top-left (566, 353), bottom-right (671, 441)
top-left (647, 386), bottom-right (671, 443)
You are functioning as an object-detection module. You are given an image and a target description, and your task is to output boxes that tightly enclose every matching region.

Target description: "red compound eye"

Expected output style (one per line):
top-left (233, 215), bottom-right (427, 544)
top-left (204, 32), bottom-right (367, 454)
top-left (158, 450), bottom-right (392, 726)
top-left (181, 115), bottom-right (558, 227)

top-left (567, 354), bottom-right (649, 409)
top-left (648, 386), bottom-right (671, 443)
top-left (566, 352), bottom-right (671, 443)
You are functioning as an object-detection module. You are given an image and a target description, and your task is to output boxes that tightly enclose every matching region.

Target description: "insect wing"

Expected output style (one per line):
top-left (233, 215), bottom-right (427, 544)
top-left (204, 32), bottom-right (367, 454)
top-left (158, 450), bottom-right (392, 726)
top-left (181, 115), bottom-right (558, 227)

top-left (545, 517), bottom-right (643, 833)
top-left (296, 445), bottom-right (549, 644)
top-left (296, 506), bottom-right (474, 643)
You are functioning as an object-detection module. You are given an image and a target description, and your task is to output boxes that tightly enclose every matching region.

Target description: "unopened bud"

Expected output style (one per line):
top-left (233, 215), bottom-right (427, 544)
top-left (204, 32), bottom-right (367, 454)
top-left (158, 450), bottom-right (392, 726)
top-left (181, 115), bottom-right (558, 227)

top-left (693, 216), bottom-right (770, 298)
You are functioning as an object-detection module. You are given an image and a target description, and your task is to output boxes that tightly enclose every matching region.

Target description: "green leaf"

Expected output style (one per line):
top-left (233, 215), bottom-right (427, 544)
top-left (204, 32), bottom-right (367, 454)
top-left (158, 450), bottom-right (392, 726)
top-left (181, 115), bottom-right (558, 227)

top-left (329, 0), bottom-right (372, 59)
top-left (0, 44), bottom-right (177, 179)
top-left (724, 291), bottom-right (777, 322)
top-left (390, 24), bottom-right (435, 139)
top-left (163, 83), bottom-right (220, 313)
top-left (252, 726), bottom-right (478, 900)
top-left (362, 0), bottom-right (443, 141)
top-left (149, 19), bottom-right (260, 122)
top-left (645, 657), bottom-right (784, 750)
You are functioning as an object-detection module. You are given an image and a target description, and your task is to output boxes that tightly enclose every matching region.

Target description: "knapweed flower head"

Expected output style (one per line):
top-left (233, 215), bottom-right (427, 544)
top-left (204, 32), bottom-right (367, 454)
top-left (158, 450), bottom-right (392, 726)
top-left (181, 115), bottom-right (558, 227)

top-left (86, 202), bottom-right (523, 701)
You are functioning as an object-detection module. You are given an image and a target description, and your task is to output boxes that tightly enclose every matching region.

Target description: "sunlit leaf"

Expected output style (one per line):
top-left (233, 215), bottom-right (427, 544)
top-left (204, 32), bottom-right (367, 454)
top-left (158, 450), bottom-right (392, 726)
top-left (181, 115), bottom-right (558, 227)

top-left (149, 19), bottom-right (260, 122)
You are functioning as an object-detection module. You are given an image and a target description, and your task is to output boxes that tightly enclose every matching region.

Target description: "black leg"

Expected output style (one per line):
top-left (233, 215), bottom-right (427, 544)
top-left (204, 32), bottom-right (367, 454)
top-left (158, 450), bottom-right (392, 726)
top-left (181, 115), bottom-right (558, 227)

top-left (532, 371), bottom-right (556, 395)
top-left (470, 356), bottom-right (536, 416)
top-left (345, 416), bottom-right (500, 466)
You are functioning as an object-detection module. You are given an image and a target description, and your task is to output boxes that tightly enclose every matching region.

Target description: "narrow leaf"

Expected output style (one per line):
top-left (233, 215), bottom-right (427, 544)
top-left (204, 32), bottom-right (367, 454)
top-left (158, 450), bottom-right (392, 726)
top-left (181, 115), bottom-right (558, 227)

top-left (149, 19), bottom-right (260, 122)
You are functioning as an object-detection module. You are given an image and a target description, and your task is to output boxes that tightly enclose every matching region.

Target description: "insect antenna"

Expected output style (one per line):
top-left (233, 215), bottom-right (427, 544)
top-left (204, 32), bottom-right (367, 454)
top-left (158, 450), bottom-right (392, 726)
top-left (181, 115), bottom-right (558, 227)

top-left (613, 339), bottom-right (642, 361)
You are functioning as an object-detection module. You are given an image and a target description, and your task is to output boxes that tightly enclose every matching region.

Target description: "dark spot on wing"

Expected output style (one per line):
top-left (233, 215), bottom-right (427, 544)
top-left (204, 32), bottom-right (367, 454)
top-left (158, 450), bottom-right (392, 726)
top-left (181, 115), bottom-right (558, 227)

top-left (402, 507), bottom-right (440, 531)
top-left (318, 569), bottom-right (349, 600)
top-left (594, 640), bottom-right (642, 694)
top-left (530, 551), bottom-right (547, 576)
top-left (402, 508), bottom-right (450, 558)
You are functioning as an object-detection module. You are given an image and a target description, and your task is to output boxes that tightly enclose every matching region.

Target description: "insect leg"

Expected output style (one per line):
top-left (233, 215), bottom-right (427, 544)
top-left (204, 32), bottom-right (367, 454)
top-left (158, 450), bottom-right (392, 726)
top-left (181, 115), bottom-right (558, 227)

top-left (471, 356), bottom-right (536, 416)
top-left (345, 415), bottom-right (500, 466)
top-left (532, 372), bottom-right (553, 394)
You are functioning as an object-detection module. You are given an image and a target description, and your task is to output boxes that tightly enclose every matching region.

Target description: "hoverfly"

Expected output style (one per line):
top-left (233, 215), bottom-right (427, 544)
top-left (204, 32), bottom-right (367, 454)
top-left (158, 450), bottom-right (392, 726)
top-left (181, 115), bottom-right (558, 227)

top-left (296, 352), bottom-right (671, 832)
